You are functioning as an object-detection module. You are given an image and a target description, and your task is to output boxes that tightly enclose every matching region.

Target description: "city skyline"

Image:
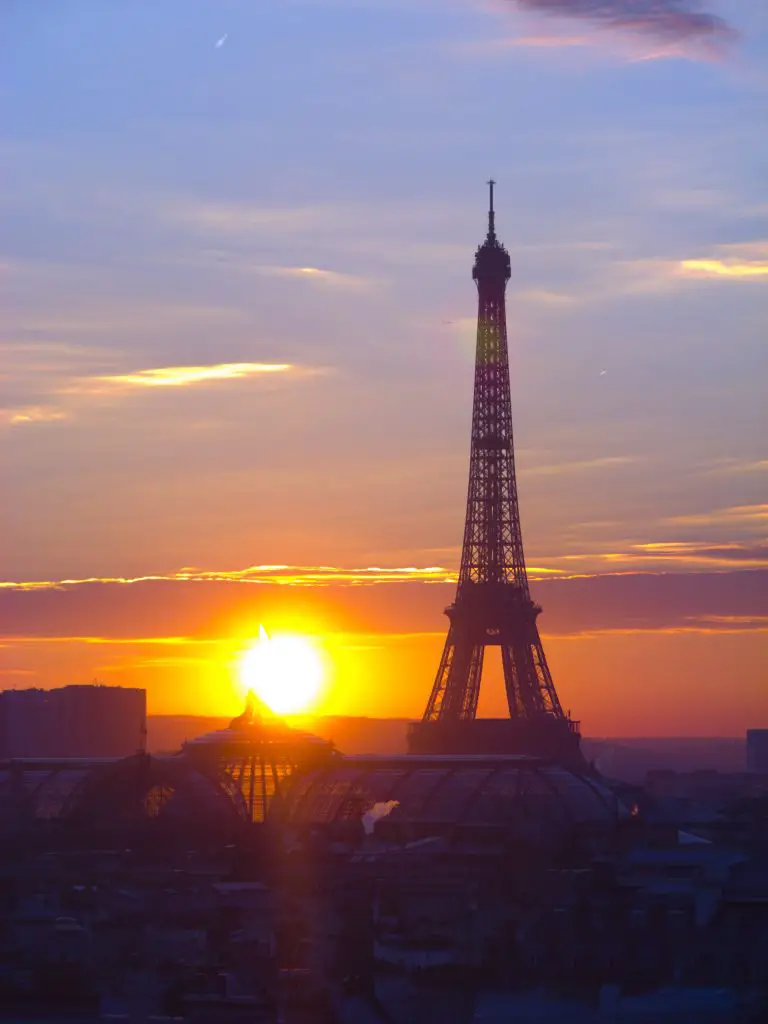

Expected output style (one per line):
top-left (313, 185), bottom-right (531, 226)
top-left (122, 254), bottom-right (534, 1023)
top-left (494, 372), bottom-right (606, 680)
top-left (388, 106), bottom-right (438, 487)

top-left (2, 0), bottom-right (766, 734)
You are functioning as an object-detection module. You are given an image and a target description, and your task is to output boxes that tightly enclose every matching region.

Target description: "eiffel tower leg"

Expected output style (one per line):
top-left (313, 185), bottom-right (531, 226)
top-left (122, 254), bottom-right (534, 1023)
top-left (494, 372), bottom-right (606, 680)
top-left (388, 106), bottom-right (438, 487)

top-left (460, 644), bottom-right (484, 719)
top-left (531, 641), bottom-right (565, 717)
top-left (500, 645), bottom-right (527, 717)
top-left (439, 641), bottom-right (484, 720)
top-left (501, 642), bottom-right (565, 719)
top-left (423, 627), bottom-right (456, 721)
top-left (424, 628), bottom-right (485, 721)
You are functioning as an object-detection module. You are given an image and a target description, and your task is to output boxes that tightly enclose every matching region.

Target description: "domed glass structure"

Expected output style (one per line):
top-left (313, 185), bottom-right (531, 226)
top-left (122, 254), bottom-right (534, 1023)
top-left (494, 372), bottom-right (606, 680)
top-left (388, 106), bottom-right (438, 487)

top-left (277, 755), bottom-right (625, 846)
top-left (182, 693), bottom-right (336, 821)
top-left (66, 753), bottom-right (250, 832)
top-left (0, 754), bottom-right (250, 837)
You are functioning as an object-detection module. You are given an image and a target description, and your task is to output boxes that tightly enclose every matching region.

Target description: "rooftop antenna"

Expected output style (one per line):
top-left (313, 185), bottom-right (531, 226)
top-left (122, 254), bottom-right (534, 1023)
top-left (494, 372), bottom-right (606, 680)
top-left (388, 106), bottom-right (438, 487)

top-left (487, 178), bottom-right (496, 239)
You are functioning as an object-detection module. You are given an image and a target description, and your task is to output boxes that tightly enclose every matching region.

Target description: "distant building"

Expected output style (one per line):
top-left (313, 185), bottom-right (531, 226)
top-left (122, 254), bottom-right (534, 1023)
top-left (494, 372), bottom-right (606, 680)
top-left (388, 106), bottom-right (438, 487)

top-left (0, 685), bottom-right (146, 758)
top-left (646, 768), bottom-right (768, 808)
top-left (746, 729), bottom-right (768, 773)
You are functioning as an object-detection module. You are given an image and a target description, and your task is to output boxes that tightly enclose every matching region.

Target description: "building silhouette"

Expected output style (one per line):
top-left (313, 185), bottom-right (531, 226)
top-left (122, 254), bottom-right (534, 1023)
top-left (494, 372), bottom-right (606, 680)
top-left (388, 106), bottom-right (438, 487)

top-left (747, 730), bottom-right (768, 773)
top-left (0, 684), bottom-right (146, 758)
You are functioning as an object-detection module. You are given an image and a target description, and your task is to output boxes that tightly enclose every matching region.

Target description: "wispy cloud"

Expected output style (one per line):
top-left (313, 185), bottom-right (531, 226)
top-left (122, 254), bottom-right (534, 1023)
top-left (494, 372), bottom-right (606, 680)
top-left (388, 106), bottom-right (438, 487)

top-left (254, 265), bottom-right (372, 289)
top-left (708, 459), bottom-right (768, 477)
top-left (2, 571), bottom-right (765, 653)
top-left (507, 1), bottom-right (736, 48)
top-left (514, 288), bottom-right (580, 305)
top-left (0, 563), bottom-right (566, 592)
top-left (0, 340), bottom-right (118, 369)
top-left (470, 0), bottom-right (738, 62)
top-left (10, 303), bottom-right (245, 339)
top-left (692, 615), bottom-right (768, 629)
top-left (457, 31), bottom-right (593, 55)
top-left (673, 242), bottom-right (768, 281)
top-left (677, 258), bottom-right (768, 280)
top-left (168, 199), bottom-right (335, 236)
top-left (665, 505), bottom-right (768, 530)
top-left (0, 565), bottom-right (457, 592)
top-left (580, 244), bottom-right (768, 301)
top-left (524, 454), bottom-right (636, 476)
top-left (505, 33), bottom-right (591, 48)
top-left (0, 405), bottom-right (69, 426)
top-left (1, 354), bottom-right (324, 427)
top-left (552, 622), bottom-right (768, 639)
top-left (595, 540), bottom-right (768, 569)
top-left (72, 362), bottom-right (299, 393)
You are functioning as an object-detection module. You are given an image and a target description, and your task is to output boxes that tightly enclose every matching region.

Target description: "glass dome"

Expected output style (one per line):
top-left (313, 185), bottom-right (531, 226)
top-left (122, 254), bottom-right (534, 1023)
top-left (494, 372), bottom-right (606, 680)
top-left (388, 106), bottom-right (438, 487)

top-left (276, 754), bottom-right (624, 845)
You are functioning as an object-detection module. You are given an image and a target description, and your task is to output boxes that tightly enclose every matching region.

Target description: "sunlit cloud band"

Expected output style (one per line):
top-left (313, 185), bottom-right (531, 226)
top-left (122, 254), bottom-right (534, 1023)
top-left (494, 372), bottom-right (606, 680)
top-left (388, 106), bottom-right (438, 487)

top-left (678, 259), bottom-right (768, 279)
top-left (0, 563), bottom-right (568, 592)
top-left (1, 405), bottom-right (69, 425)
top-left (79, 362), bottom-right (298, 391)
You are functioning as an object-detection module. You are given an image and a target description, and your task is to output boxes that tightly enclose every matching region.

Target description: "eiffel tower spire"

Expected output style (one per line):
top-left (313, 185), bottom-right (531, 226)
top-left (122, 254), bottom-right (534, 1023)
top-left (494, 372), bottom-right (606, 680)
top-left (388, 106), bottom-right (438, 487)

top-left (409, 184), bottom-right (583, 765)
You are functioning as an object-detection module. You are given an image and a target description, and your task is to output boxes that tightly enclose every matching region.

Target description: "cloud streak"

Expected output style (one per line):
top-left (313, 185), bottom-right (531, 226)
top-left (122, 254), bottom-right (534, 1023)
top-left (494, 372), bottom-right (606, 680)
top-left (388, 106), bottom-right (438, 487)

top-left (524, 455), bottom-right (636, 476)
top-left (595, 541), bottom-right (768, 569)
top-left (1, 405), bottom-right (69, 426)
top-left (665, 504), bottom-right (768, 530)
top-left (79, 362), bottom-right (297, 391)
top-left (0, 563), bottom-right (571, 592)
top-left (1, 360), bottom-right (319, 426)
top-left (0, 565), bottom-right (460, 592)
top-left (1, 570), bottom-right (765, 646)
top-left (254, 265), bottom-right (373, 290)
top-left (507, 1), bottom-right (735, 47)
top-left (677, 259), bottom-right (768, 279)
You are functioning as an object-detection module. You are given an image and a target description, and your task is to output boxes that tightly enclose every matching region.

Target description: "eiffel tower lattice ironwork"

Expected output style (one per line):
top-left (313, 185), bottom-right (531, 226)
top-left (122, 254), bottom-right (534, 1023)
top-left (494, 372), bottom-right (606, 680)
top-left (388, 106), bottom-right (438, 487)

top-left (413, 183), bottom-right (581, 760)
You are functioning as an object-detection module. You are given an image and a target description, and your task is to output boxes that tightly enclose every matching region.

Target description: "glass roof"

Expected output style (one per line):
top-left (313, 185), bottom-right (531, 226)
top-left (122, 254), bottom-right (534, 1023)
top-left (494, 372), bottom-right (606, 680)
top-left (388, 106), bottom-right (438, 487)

top-left (0, 756), bottom-right (247, 826)
top-left (279, 757), bottom-right (622, 833)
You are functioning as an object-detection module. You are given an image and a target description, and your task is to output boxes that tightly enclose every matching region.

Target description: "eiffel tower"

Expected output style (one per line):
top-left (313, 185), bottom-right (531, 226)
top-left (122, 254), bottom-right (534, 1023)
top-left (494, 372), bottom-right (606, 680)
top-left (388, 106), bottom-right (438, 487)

top-left (408, 183), bottom-right (583, 766)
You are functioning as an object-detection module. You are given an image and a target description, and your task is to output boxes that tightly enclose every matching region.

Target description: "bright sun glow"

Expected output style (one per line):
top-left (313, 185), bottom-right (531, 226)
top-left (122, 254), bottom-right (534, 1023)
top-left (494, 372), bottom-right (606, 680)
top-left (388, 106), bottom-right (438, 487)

top-left (238, 626), bottom-right (324, 715)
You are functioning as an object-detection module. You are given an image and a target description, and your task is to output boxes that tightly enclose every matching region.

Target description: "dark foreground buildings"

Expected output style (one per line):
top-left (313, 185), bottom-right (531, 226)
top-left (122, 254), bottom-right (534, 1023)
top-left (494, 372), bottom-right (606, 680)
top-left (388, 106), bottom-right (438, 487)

top-left (0, 701), bottom-right (336, 1022)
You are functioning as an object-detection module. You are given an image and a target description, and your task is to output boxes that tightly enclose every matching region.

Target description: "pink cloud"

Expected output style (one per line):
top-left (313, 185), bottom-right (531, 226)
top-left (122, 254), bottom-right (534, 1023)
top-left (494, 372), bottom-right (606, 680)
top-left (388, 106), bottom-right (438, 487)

top-left (511, 1), bottom-right (735, 45)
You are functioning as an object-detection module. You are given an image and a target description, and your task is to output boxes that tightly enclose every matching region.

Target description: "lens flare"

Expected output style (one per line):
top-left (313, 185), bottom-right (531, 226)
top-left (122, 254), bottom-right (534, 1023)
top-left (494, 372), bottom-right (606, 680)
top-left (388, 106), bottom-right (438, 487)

top-left (238, 626), bottom-right (323, 715)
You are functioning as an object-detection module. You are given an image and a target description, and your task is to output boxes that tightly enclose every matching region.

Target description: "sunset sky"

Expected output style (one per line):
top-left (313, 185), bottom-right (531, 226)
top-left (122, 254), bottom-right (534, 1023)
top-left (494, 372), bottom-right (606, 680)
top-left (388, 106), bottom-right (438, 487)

top-left (2, 0), bottom-right (766, 736)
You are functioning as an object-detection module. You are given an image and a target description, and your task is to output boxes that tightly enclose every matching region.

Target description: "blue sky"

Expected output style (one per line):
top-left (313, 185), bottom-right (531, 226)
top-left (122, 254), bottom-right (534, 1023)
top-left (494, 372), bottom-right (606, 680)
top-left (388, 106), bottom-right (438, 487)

top-left (1, 0), bottom-right (766, 728)
top-left (3, 0), bottom-right (766, 580)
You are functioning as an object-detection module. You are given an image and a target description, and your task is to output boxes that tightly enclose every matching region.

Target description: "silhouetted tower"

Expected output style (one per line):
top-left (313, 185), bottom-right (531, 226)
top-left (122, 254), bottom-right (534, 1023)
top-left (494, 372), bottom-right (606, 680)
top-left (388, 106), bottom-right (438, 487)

top-left (409, 183), bottom-right (582, 765)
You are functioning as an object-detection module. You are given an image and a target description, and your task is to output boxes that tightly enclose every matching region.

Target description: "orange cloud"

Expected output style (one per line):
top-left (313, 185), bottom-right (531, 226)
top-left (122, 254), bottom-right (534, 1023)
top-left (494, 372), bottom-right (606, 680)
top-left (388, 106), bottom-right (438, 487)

top-left (677, 258), bottom-right (768, 279)
top-left (665, 504), bottom-right (768, 529)
top-left (0, 565), bottom-right (456, 592)
top-left (524, 455), bottom-right (635, 476)
top-left (1, 405), bottom-right (69, 426)
top-left (595, 540), bottom-right (768, 570)
top-left (70, 362), bottom-right (300, 393)
top-left (0, 563), bottom-right (571, 593)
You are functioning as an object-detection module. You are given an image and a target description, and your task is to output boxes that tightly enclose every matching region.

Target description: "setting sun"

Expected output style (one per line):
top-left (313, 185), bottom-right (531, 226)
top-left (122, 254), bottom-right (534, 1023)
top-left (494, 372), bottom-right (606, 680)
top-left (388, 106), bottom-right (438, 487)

top-left (238, 626), bottom-right (324, 715)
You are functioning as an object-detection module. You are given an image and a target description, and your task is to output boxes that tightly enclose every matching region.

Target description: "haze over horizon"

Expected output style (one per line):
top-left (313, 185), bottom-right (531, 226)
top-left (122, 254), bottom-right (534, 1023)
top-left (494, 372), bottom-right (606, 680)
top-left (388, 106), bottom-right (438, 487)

top-left (2, 0), bottom-right (766, 736)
